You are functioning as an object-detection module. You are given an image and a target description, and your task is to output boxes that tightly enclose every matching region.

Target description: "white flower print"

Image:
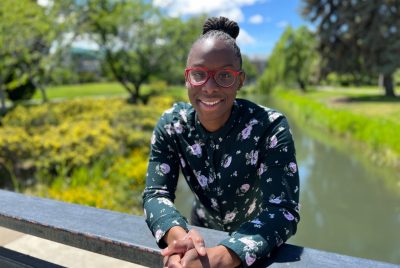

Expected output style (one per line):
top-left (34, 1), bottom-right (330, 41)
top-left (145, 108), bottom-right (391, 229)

top-left (251, 218), bottom-right (264, 228)
top-left (223, 210), bottom-right (237, 224)
top-left (211, 198), bottom-right (219, 210)
top-left (151, 132), bottom-right (156, 145)
top-left (246, 199), bottom-right (257, 216)
top-left (248, 118), bottom-right (259, 126)
top-left (208, 172), bottom-right (215, 184)
top-left (288, 162), bottom-right (297, 173)
top-left (245, 252), bottom-right (257, 266)
top-left (155, 229), bottom-right (164, 242)
top-left (240, 184), bottom-right (250, 193)
top-left (187, 142), bottom-right (202, 157)
top-left (179, 109), bottom-right (188, 123)
top-left (164, 124), bottom-right (174, 136)
top-left (239, 237), bottom-right (260, 251)
top-left (163, 107), bottom-right (174, 114)
top-left (158, 163), bottom-right (170, 175)
top-left (173, 121), bottom-right (183, 134)
top-left (269, 195), bottom-right (282, 204)
top-left (157, 198), bottom-right (174, 207)
top-left (222, 155), bottom-right (232, 168)
top-left (268, 111), bottom-right (281, 122)
top-left (283, 210), bottom-right (295, 221)
top-left (269, 135), bottom-right (278, 148)
top-left (241, 125), bottom-right (253, 140)
top-left (246, 150), bottom-right (259, 166)
top-left (196, 208), bottom-right (206, 219)
top-left (257, 163), bottom-right (267, 176)
top-left (180, 157), bottom-right (186, 168)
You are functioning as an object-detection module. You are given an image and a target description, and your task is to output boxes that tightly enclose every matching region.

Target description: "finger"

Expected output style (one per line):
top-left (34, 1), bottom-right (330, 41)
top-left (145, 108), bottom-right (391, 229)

top-left (188, 229), bottom-right (206, 256)
top-left (163, 254), bottom-right (183, 268)
top-left (162, 239), bottom-right (194, 256)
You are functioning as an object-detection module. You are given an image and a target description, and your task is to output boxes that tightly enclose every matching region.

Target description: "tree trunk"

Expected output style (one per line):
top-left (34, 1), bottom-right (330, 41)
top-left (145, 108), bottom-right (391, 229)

top-left (31, 79), bottom-right (48, 103)
top-left (379, 73), bottom-right (395, 97)
top-left (0, 87), bottom-right (7, 115)
top-left (297, 79), bottom-right (307, 92)
top-left (127, 83), bottom-right (141, 104)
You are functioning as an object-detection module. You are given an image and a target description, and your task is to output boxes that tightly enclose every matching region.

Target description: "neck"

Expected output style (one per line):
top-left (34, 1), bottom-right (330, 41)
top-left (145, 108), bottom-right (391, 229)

top-left (197, 110), bottom-right (231, 133)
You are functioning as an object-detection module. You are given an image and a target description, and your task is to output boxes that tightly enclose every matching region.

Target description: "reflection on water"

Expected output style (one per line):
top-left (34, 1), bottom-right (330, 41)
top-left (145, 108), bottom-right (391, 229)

top-left (175, 97), bottom-right (400, 264)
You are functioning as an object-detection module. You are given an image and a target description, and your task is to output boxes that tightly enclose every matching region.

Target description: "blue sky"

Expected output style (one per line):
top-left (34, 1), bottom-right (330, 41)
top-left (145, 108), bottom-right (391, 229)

top-left (154, 0), bottom-right (310, 59)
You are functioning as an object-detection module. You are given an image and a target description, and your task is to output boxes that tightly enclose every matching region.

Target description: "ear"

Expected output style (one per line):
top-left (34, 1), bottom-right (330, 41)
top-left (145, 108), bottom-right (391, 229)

top-left (238, 71), bottom-right (246, 89)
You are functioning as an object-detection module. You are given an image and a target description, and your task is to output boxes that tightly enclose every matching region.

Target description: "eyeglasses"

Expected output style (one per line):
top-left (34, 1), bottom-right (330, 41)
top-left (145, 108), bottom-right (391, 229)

top-left (185, 67), bottom-right (242, 88)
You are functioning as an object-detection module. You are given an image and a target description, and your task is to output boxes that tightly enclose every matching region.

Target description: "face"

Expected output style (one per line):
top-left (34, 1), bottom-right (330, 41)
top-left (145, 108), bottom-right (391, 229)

top-left (186, 38), bottom-right (245, 132)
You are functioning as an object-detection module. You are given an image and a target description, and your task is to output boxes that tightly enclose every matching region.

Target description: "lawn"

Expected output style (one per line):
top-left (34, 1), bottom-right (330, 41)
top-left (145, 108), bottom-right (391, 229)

top-left (272, 86), bottom-right (400, 169)
top-left (32, 82), bottom-right (128, 100)
top-left (303, 87), bottom-right (400, 121)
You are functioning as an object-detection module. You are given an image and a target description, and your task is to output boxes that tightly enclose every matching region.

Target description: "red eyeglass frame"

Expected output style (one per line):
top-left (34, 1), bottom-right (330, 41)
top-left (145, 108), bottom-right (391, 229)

top-left (184, 67), bottom-right (243, 88)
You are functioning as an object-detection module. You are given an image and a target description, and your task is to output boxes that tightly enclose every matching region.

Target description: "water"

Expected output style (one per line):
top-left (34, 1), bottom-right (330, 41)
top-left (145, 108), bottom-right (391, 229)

top-left (175, 97), bottom-right (400, 264)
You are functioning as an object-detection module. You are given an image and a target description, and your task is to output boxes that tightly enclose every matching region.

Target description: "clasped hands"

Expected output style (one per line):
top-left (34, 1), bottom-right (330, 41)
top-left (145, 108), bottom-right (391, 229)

top-left (161, 229), bottom-right (240, 268)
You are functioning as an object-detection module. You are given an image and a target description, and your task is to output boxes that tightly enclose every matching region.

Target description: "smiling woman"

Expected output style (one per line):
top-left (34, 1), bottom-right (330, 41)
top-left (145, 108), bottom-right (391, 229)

top-left (142, 16), bottom-right (300, 268)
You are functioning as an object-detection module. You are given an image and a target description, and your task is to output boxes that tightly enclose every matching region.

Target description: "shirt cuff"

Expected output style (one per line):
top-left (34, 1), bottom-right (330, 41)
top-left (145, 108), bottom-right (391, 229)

top-left (219, 234), bottom-right (269, 267)
top-left (153, 217), bottom-right (189, 249)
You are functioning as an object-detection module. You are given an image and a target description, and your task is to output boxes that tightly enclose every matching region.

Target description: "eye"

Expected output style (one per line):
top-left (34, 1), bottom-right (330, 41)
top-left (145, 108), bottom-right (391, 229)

top-left (217, 70), bottom-right (234, 80)
top-left (190, 70), bottom-right (207, 81)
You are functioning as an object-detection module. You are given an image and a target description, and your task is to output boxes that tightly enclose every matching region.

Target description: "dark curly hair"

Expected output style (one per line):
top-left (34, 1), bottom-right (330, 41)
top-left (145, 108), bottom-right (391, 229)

top-left (190, 16), bottom-right (242, 67)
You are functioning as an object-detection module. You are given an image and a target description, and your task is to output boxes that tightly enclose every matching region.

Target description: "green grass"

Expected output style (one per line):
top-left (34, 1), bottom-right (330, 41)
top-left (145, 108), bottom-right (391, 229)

top-left (33, 82), bottom-right (129, 100)
top-left (32, 82), bottom-right (189, 102)
top-left (272, 87), bottom-right (400, 169)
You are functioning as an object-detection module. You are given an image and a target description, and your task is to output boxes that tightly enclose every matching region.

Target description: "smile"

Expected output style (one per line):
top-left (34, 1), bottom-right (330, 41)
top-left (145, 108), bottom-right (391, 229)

top-left (199, 99), bottom-right (223, 106)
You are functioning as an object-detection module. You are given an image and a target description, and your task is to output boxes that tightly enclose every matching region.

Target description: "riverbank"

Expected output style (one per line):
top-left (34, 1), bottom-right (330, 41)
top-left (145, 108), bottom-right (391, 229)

top-left (269, 87), bottom-right (400, 192)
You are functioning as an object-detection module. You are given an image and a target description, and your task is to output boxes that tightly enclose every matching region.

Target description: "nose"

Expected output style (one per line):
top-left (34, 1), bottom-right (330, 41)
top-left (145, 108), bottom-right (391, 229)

top-left (201, 74), bottom-right (219, 94)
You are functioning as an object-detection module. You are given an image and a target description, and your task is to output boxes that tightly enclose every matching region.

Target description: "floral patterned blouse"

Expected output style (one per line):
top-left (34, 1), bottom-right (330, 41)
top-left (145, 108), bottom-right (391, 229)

top-left (142, 98), bottom-right (300, 267)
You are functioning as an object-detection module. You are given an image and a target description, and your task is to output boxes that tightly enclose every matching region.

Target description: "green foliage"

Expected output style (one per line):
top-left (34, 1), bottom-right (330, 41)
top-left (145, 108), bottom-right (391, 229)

top-left (76, 0), bottom-right (202, 103)
top-left (258, 26), bottom-right (319, 94)
top-left (242, 55), bottom-right (259, 84)
top-left (302, 0), bottom-right (400, 96)
top-left (0, 0), bottom-right (72, 105)
top-left (0, 95), bottom-right (177, 212)
top-left (273, 89), bottom-right (400, 169)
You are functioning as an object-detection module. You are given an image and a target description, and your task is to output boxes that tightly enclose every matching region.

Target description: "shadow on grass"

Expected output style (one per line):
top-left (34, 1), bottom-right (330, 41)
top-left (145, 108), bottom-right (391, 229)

top-left (334, 95), bottom-right (400, 103)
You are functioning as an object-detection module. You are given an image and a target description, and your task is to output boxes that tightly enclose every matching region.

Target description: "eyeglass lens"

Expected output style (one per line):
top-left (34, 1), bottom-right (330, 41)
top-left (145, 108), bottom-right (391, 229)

top-left (188, 69), bottom-right (236, 87)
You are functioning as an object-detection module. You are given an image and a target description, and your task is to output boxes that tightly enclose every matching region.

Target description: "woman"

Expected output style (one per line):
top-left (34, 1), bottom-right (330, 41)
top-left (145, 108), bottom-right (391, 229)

top-left (143, 16), bottom-right (300, 267)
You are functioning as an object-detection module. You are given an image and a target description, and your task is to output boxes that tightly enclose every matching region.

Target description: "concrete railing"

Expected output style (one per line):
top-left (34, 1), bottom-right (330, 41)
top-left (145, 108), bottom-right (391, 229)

top-left (0, 189), bottom-right (397, 268)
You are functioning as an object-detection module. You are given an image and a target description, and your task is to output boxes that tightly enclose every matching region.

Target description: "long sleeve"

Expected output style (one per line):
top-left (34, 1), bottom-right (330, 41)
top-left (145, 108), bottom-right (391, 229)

top-left (219, 115), bottom-right (300, 267)
top-left (142, 113), bottom-right (189, 248)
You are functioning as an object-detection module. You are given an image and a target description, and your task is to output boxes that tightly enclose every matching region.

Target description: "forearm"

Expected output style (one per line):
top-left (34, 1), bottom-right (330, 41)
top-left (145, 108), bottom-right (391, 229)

top-left (210, 245), bottom-right (241, 268)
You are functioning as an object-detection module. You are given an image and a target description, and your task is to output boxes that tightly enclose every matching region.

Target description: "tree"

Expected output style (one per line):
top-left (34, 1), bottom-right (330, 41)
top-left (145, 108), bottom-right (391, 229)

top-left (258, 26), bottom-right (318, 93)
top-left (77, 0), bottom-right (165, 103)
top-left (302, 0), bottom-right (400, 97)
top-left (283, 26), bottom-right (319, 91)
top-left (0, 0), bottom-right (70, 112)
top-left (242, 55), bottom-right (259, 85)
top-left (155, 16), bottom-right (206, 85)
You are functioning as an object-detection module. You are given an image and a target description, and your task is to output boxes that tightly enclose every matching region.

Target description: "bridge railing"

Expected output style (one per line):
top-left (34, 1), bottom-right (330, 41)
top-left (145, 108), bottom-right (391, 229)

top-left (0, 189), bottom-right (397, 268)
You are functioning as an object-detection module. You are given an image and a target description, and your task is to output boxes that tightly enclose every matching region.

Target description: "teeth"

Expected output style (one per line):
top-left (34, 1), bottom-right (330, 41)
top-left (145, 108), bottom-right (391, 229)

top-left (201, 100), bottom-right (221, 106)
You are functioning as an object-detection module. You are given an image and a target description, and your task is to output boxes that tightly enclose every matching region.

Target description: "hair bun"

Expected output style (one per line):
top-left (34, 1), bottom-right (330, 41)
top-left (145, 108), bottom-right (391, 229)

top-left (203, 16), bottom-right (240, 39)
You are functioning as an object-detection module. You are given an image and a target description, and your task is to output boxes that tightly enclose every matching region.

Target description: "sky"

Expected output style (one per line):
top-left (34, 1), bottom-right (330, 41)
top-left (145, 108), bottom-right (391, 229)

top-left (153, 0), bottom-right (310, 59)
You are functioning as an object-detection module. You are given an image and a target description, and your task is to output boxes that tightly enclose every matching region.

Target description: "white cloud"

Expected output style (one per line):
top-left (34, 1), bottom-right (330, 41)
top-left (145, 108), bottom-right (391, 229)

top-left (154, 0), bottom-right (259, 21)
top-left (237, 29), bottom-right (256, 45)
top-left (217, 8), bottom-right (245, 23)
top-left (276, 20), bottom-right (289, 28)
top-left (37, 0), bottom-right (53, 7)
top-left (249, 14), bottom-right (263, 24)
